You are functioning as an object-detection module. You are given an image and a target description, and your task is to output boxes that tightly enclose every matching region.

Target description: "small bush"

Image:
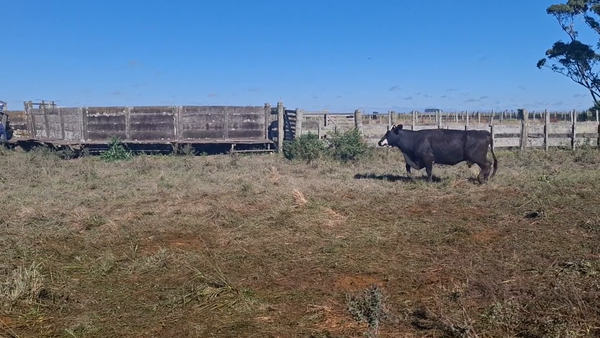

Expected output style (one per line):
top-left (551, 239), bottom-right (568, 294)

top-left (100, 137), bottom-right (133, 162)
top-left (346, 284), bottom-right (390, 338)
top-left (327, 128), bottom-right (370, 162)
top-left (283, 133), bottom-right (326, 163)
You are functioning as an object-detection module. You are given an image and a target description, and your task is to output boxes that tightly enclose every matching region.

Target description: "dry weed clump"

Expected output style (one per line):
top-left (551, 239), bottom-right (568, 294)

top-left (293, 188), bottom-right (308, 207)
top-left (0, 147), bottom-right (598, 337)
top-left (0, 262), bottom-right (45, 309)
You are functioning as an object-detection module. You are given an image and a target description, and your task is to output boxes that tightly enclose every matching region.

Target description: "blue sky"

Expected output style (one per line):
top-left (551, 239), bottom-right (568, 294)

top-left (1, 0), bottom-right (596, 113)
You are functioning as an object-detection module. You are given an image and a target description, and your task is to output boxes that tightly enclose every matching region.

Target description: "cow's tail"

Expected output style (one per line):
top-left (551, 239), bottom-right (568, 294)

top-left (489, 134), bottom-right (498, 179)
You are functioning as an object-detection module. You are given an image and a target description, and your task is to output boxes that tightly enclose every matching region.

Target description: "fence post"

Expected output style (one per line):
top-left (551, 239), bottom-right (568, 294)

top-left (354, 109), bottom-right (362, 133)
top-left (82, 107), bottom-right (88, 141)
top-left (317, 122), bottom-right (322, 139)
top-left (277, 102), bottom-right (284, 153)
top-left (597, 109), bottom-right (600, 148)
top-left (77, 107), bottom-right (84, 142)
top-left (437, 111), bottom-right (442, 129)
top-left (519, 108), bottom-right (528, 150)
top-left (125, 106), bottom-right (131, 141)
top-left (175, 106), bottom-right (182, 142)
top-left (489, 114), bottom-right (495, 152)
top-left (412, 110), bottom-right (417, 130)
top-left (41, 100), bottom-right (50, 139)
top-left (544, 109), bottom-right (549, 151)
top-left (571, 109), bottom-right (577, 150)
top-left (295, 108), bottom-right (303, 139)
top-left (465, 111), bottom-right (470, 130)
top-left (264, 103), bottom-right (271, 140)
top-left (477, 111), bottom-right (481, 124)
top-left (58, 106), bottom-right (65, 140)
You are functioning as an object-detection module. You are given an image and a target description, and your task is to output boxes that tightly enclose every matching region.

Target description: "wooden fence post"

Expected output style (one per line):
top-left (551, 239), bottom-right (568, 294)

top-left (544, 109), bottom-right (549, 151)
top-left (571, 109), bottom-right (577, 150)
top-left (57, 106), bottom-right (65, 140)
top-left (354, 109), bottom-right (362, 133)
top-left (295, 108), bottom-right (303, 139)
top-left (41, 100), bottom-right (50, 138)
top-left (78, 107), bottom-right (84, 142)
top-left (277, 102), bottom-right (284, 153)
top-left (82, 107), bottom-right (88, 141)
top-left (264, 103), bottom-right (271, 140)
top-left (317, 122), bottom-right (322, 139)
top-left (465, 111), bottom-right (470, 130)
top-left (477, 111), bottom-right (481, 124)
top-left (437, 111), bottom-right (442, 129)
top-left (489, 114), bottom-right (495, 152)
top-left (597, 109), bottom-right (600, 147)
top-left (175, 106), bottom-right (183, 142)
top-left (412, 110), bottom-right (417, 130)
top-left (125, 106), bottom-right (131, 141)
top-left (519, 108), bottom-right (528, 150)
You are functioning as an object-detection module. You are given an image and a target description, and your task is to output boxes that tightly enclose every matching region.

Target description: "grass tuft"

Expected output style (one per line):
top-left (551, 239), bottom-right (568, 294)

top-left (1, 262), bottom-right (44, 309)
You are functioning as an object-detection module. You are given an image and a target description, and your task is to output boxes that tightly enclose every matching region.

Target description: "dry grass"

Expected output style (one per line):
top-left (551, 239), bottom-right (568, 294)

top-left (1, 145), bottom-right (600, 337)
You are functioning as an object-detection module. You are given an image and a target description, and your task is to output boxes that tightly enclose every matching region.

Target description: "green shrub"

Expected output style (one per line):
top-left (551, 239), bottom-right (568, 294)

top-left (327, 128), bottom-right (370, 162)
top-left (100, 137), bottom-right (134, 162)
top-left (282, 133), bottom-right (326, 163)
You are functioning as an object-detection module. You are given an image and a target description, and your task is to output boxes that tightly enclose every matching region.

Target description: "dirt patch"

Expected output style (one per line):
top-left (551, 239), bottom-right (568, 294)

top-left (140, 233), bottom-right (206, 254)
top-left (334, 275), bottom-right (385, 291)
top-left (311, 303), bottom-right (369, 336)
top-left (472, 229), bottom-right (502, 243)
top-left (0, 316), bottom-right (13, 328)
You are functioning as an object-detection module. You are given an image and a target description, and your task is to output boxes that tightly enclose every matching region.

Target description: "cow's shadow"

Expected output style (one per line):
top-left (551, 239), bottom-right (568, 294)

top-left (353, 173), bottom-right (442, 183)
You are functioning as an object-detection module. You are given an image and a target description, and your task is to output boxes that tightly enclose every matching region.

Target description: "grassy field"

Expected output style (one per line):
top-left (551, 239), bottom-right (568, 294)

top-left (1, 145), bottom-right (600, 338)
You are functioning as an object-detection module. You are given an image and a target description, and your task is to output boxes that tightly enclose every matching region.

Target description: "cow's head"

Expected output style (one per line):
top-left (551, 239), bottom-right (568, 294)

top-left (378, 124), bottom-right (403, 146)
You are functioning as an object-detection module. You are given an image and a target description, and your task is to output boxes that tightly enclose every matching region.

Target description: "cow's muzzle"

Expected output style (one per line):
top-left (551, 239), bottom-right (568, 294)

top-left (378, 139), bottom-right (388, 146)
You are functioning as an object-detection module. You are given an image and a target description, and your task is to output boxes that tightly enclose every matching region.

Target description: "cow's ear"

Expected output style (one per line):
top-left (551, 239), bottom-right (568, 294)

top-left (393, 124), bottom-right (403, 133)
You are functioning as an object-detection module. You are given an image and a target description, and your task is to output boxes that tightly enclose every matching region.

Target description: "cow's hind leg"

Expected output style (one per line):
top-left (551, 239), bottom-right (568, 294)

top-left (476, 161), bottom-right (492, 184)
top-left (406, 163), bottom-right (413, 179)
top-left (425, 162), bottom-right (434, 183)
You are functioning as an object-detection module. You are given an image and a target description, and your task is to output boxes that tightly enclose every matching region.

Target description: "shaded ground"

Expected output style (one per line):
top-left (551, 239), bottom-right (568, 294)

top-left (1, 146), bottom-right (600, 337)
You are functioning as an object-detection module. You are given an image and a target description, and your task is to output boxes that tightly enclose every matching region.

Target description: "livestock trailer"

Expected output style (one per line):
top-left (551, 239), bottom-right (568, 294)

top-left (5, 101), bottom-right (295, 155)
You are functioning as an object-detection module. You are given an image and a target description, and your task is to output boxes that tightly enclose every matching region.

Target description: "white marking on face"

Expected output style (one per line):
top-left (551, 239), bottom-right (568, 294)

top-left (379, 139), bottom-right (388, 146)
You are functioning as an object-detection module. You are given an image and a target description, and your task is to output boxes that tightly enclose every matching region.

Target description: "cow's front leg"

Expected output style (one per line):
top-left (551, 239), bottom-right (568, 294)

top-left (405, 163), bottom-right (413, 178)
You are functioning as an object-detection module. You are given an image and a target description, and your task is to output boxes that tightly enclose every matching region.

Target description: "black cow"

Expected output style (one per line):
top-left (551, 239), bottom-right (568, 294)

top-left (378, 124), bottom-right (498, 184)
